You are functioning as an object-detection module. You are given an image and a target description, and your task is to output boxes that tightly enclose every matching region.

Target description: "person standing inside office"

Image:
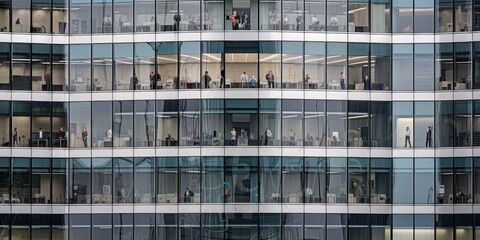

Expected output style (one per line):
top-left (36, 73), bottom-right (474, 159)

top-left (44, 68), bottom-right (51, 91)
top-left (230, 127), bottom-right (237, 146)
top-left (405, 126), bottom-right (412, 147)
top-left (82, 129), bottom-right (88, 147)
top-left (230, 11), bottom-right (239, 30)
top-left (12, 127), bottom-right (18, 147)
top-left (426, 126), bottom-right (433, 147)
top-left (130, 73), bottom-right (138, 90)
top-left (204, 71), bottom-right (212, 88)
top-left (363, 75), bottom-right (370, 90)
top-left (339, 72), bottom-right (345, 90)
top-left (240, 72), bottom-right (249, 87)
top-left (264, 128), bottom-right (272, 146)
top-left (184, 188), bottom-right (194, 203)
top-left (266, 70), bottom-right (275, 88)
top-left (296, 13), bottom-right (303, 31)
top-left (220, 69), bottom-right (225, 88)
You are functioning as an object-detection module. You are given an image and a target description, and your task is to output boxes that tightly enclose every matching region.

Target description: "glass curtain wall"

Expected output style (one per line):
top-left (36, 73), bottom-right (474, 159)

top-left (157, 42), bottom-right (178, 90)
top-left (392, 158), bottom-right (413, 204)
top-left (91, 158), bottom-right (112, 204)
top-left (371, 101), bottom-right (392, 147)
top-left (282, 158), bottom-right (303, 203)
top-left (51, 45), bottom-right (68, 91)
top-left (370, 158), bottom-right (391, 204)
top-left (201, 157), bottom-right (224, 203)
top-left (179, 157), bottom-right (201, 203)
top-left (282, 0), bottom-right (305, 31)
top-left (12, 0), bottom-right (30, 33)
top-left (304, 158), bottom-right (326, 203)
top-left (225, 99), bottom-right (259, 146)
top-left (259, 157), bottom-right (281, 203)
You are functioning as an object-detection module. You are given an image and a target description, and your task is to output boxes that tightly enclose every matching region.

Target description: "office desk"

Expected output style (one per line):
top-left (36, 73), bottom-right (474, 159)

top-left (34, 139), bottom-right (48, 147)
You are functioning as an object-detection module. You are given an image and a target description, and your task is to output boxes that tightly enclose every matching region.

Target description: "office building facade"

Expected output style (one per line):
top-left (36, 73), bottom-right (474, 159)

top-left (0, 0), bottom-right (480, 239)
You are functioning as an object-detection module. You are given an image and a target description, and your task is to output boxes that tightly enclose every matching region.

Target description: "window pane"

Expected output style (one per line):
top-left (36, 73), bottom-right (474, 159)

top-left (157, 100), bottom-right (178, 146)
top-left (69, 45), bottom-right (91, 92)
top-left (435, 101), bottom-right (454, 147)
top-left (179, 42), bottom-right (200, 89)
top-left (392, 0), bottom-right (413, 32)
top-left (32, 0), bottom-right (50, 33)
top-left (327, 43), bottom-right (347, 90)
top-left (114, 44), bottom-right (134, 90)
top-left (157, 157), bottom-right (178, 203)
top-left (392, 44), bottom-right (413, 91)
top-left (12, 44), bottom-right (31, 91)
top-left (282, 42), bottom-right (303, 89)
top-left (92, 158), bottom-right (112, 204)
top-left (305, 42), bottom-right (325, 89)
top-left (415, 0), bottom-right (434, 32)
top-left (455, 42), bottom-right (472, 90)
top-left (260, 157), bottom-right (281, 203)
top-left (202, 99), bottom-right (224, 146)
top-left (436, 0), bottom-right (453, 32)
top-left (12, 0), bottom-right (31, 33)
top-left (326, 100), bottom-right (347, 147)
top-left (304, 100), bottom-right (325, 146)
top-left (415, 158), bottom-right (435, 204)
top-left (371, 158), bottom-right (391, 204)
top-left (327, 0), bottom-right (347, 31)
top-left (93, 44), bottom-right (112, 91)
top-left (179, 100), bottom-right (199, 146)
top-left (202, 157), bottom-right (224, 203)
top-left (31, 158), bottom-right (51, 204)
top-left (134, 100), bottom-right (155, 147)
top-left (393, 102), bottom-right (413, 148)
top-left (225, 157), bottom-right (259, 203)
top-left (327, 158), bottom-right (347, 203)
top-left (179, 157), bottom-right (200, 203)
top-left (414, 44), bottom-right (435, 90)
top-left (0, 43), bottom-right (10, 90)
top-left (93, 0), bottom-right (113, 33)
top-left (70, 158), bottom-right (91, 204)
top-left (70, 0), bottom-right (91, 34)
top-left (0, 0), bottom-right (10, 32)
top-left (259, 41), bottom-right (279, 88)
top-left (135, 158), bottom-right (155, 203)
top-left (113, 101), bottom-right (134, 147)
top-left (436, 43), bottom-right (454, 90)
top-left (282, 158), bottom-right (303, 203)
top-left (348, 0), bottom-right (369, 32)
top-left (414, 102), bottom-right (435, 148)
top-left (371, 43), bottom-right (391, 90)
top-left (114, 0), bottom-right (133, 33)
top-left (371, 101), bottom-right (392, 147)
top-left (393, 158), bottom-right (413, 204)
top-left (113, 158), bottom-right (133, 203)
top-left (436, 158), bottom-right (454, 204)
top-left (12, 102), bottom-right (31, 148)
top-left (348, 158), bottom-right (369, 203)
top-left (69, 102), bottom-right (91, 148)
top-left (92, 101), bottom-right (113, 148)
top-left (348, 101), bottom-right (369, 147)
top-left (282, 100), bottom-right (303, 146)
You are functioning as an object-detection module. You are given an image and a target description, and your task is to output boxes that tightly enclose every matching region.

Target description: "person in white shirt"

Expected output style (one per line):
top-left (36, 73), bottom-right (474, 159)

top-left (311, 15), bottom-right (318, 24)
top-left (240, 72), bottom-right (249, 87)
top-left (37, 128), bottom-right (43, 139)
top-left (330, 14), bottom-right (338, 26)
top-left (405, 126), bottom-right (412, 147)
top-left (106, 127), bottom-right (113, 139)
top-left (103, 15), bottom-right (112, 26)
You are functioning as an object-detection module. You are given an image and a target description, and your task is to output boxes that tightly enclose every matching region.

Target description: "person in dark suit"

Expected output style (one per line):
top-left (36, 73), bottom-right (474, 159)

top-left (82, 128), bottom-right (88, 147)
top-left (204, 71), bottom-right (212, 88)
top-left (184, 188), bottom-right (194, 203)
top-left (220, 69), bottom-right (225, 88)
top-left (363, 75), bottom-right (370, 90)
top-left (174, 14), bottom-right (181, 31)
